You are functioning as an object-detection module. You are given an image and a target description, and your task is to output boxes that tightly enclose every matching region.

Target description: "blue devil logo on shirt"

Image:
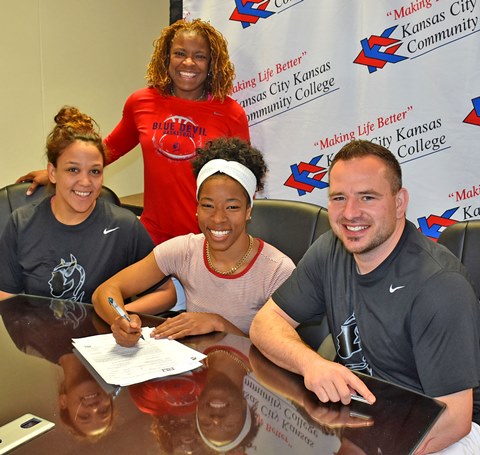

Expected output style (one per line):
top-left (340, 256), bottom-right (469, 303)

top-left (48, 254), bottom-right (85, 302)
top-left (336, 313), bottom-right (372, 375)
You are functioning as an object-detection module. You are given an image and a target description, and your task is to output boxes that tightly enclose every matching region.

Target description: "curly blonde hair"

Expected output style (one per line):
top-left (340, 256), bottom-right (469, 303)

top-left (146, 19), bottom-right (235, 102)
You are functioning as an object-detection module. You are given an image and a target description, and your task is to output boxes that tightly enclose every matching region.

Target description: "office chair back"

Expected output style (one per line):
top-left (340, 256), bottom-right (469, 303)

top-left (247, 198), bottom-right (332, 351)
top-left (247, 198), bottom-right (330, 265)
top-left (0, 182), bottom-right (121, 236)
top-left (437, 220), bottom-right (480, 296)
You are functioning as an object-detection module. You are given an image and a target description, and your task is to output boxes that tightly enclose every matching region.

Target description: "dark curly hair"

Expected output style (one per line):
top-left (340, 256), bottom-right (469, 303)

top-left (146, 18), bottom-right (235, 101)
top-left (192, 137), bottom-right (268, 194)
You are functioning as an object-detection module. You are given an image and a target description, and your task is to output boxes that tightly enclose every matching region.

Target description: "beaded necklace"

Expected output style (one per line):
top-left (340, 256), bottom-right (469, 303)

top-left (206, 235), bottom-right (253, 276)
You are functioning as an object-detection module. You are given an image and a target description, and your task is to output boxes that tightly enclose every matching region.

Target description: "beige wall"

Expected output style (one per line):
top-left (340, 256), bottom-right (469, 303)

top-left (0, 0), bottom-right (170, 197)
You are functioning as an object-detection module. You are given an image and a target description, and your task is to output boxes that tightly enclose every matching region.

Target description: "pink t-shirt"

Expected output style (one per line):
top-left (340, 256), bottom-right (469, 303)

top-left (154, 234), bottom-right (295, 334)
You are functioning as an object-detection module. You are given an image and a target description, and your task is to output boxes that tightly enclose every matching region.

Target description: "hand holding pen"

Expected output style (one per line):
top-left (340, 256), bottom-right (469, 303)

top-left (108, 297), bottom-right (145, 342)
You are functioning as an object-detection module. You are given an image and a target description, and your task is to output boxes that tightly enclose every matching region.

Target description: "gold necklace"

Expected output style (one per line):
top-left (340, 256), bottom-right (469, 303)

top-left (170, 86), bottom-right (206, 101)
top-left (206, 235), bottom-right (253, 276)
top-left (205, 349), bottom-right (251, 373)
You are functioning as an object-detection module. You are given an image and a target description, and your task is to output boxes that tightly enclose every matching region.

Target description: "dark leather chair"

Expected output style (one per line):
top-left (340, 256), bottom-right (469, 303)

top-left (0, 182), bottom-right (121, 236)
top-left (437, 220), bottom-right (480, 296)
top-left (248, 198), bottom-right (330, 265)
top-left (248, 198), bottom-right (332, 351)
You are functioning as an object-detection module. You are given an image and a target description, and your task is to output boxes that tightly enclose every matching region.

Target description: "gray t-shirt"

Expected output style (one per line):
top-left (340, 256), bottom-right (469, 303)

top-left (273, 220), bottom-right (480, 423)
top-left (0, 196), bottom-right (154, 303)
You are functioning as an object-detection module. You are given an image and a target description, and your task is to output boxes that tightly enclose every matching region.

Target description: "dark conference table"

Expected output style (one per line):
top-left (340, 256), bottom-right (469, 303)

top-left (0, 295), bottom-right (445, 454)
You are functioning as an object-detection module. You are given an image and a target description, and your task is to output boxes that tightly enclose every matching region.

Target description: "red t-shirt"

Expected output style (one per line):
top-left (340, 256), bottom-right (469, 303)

top-left (129, 370), bottom-right (207, 417)
top-left (105, 87), bottom-right (250, 244)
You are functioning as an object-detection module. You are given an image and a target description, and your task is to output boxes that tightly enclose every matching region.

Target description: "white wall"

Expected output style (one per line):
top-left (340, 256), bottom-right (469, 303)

top-left (0, 0), bottom-right (170, 197)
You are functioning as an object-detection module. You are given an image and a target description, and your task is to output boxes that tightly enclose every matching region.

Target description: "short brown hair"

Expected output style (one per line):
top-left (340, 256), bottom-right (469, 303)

top-left (329, 140), bottom-right (402, 194)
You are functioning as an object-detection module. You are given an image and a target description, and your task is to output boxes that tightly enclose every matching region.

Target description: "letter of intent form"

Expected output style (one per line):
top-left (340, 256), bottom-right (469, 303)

top-left (72, 327), bottom-right (206, 386)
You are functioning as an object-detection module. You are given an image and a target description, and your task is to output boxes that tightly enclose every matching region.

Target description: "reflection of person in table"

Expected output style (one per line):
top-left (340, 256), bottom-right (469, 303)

top-left (58, 353), bottom-right (113, 438)
top-left (1, 298), bottom-right (114, 439)
top-left (129, 370), bottom-right (210, 454)
top-left (250, 343), bottom-right (375, 455)
top-left (197, 334), bottom-right (259, 452)
top-left (129, 333), bottom-right (259, 454)
top-left (250, 344), bottom-right (436, 455)
top-left (251, 140), bottom-right (480, 454)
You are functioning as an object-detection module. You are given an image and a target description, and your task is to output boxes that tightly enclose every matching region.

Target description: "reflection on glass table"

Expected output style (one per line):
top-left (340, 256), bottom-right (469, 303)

top-left (0, 295), bottom-right (444, 454)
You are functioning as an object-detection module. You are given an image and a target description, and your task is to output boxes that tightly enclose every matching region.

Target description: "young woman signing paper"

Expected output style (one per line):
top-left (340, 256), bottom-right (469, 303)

top-left (92, 137), bottom-right (295, 346)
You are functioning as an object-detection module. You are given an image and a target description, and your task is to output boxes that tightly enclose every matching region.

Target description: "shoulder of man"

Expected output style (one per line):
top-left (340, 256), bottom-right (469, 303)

top-left (404, 219), bottom-right (467, 274)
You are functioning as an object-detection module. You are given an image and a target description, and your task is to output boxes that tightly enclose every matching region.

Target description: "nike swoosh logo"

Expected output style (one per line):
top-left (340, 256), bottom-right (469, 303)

top-left (103, 227), bottom-right (120, 235)
top-left (389, 284), bottom-right (405, 293)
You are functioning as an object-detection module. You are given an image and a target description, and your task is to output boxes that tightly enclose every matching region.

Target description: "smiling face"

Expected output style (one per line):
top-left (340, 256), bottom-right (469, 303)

top-left (197, 175), bottom-right (252, 254)
top-left (48, 140), bottom-right (103, 225)
top-left (168, 30), bottom-right (211, 100)
top-left (197, 373), bottom-right (247, 444)
top-left (328, 156), bottom-right (408, 269)
top-left (60, 378), bottom-right (112, 436)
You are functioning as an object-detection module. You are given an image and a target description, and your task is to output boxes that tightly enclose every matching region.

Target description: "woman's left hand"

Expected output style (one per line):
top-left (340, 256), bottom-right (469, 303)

top-left (151, 312), bottom-right (220, 340)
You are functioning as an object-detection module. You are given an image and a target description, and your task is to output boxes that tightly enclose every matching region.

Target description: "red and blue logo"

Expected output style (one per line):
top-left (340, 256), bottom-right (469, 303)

top-left (230, 0), bottom-right (275, 28)
top-left (284, 155), bottom-right (329, 196)
top-left (354, 26), bottom-right (408, 73)
top-left (464, 97), bottom-right (480, 127)
top-left (417, 207), bottom-right (459, 241)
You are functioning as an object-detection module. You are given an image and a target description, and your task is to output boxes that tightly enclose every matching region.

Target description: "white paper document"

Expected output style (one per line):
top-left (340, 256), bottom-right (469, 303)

top-left (72, 327), bottom-right (206, 386)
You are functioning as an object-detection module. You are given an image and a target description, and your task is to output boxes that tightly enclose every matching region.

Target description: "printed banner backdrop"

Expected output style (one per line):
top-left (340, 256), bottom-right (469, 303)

top-left (180, 0), bottom-right (480, 240)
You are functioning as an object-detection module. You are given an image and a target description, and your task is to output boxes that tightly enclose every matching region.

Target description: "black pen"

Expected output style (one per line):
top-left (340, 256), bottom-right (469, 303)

top-left (108, 297), bottom-right (145, 340)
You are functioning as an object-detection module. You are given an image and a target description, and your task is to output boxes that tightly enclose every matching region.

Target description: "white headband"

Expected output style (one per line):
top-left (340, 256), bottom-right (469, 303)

top-left (196, 159), bottom-right (257, 206)
top-left (196, 405), bottom-right (252, 452)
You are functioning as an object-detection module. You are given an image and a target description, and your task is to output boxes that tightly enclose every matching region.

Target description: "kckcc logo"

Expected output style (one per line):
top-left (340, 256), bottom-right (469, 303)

top-left (284, 156), bottom-right (329, 196)
top-left (354, 25), bottom-right (408, 73)
top-left (464, 97), bottom-right (480, 127)
top-left (230, 0), bottom-right (275, 28)
top-left (417, 207), bottom-right (458, 241)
